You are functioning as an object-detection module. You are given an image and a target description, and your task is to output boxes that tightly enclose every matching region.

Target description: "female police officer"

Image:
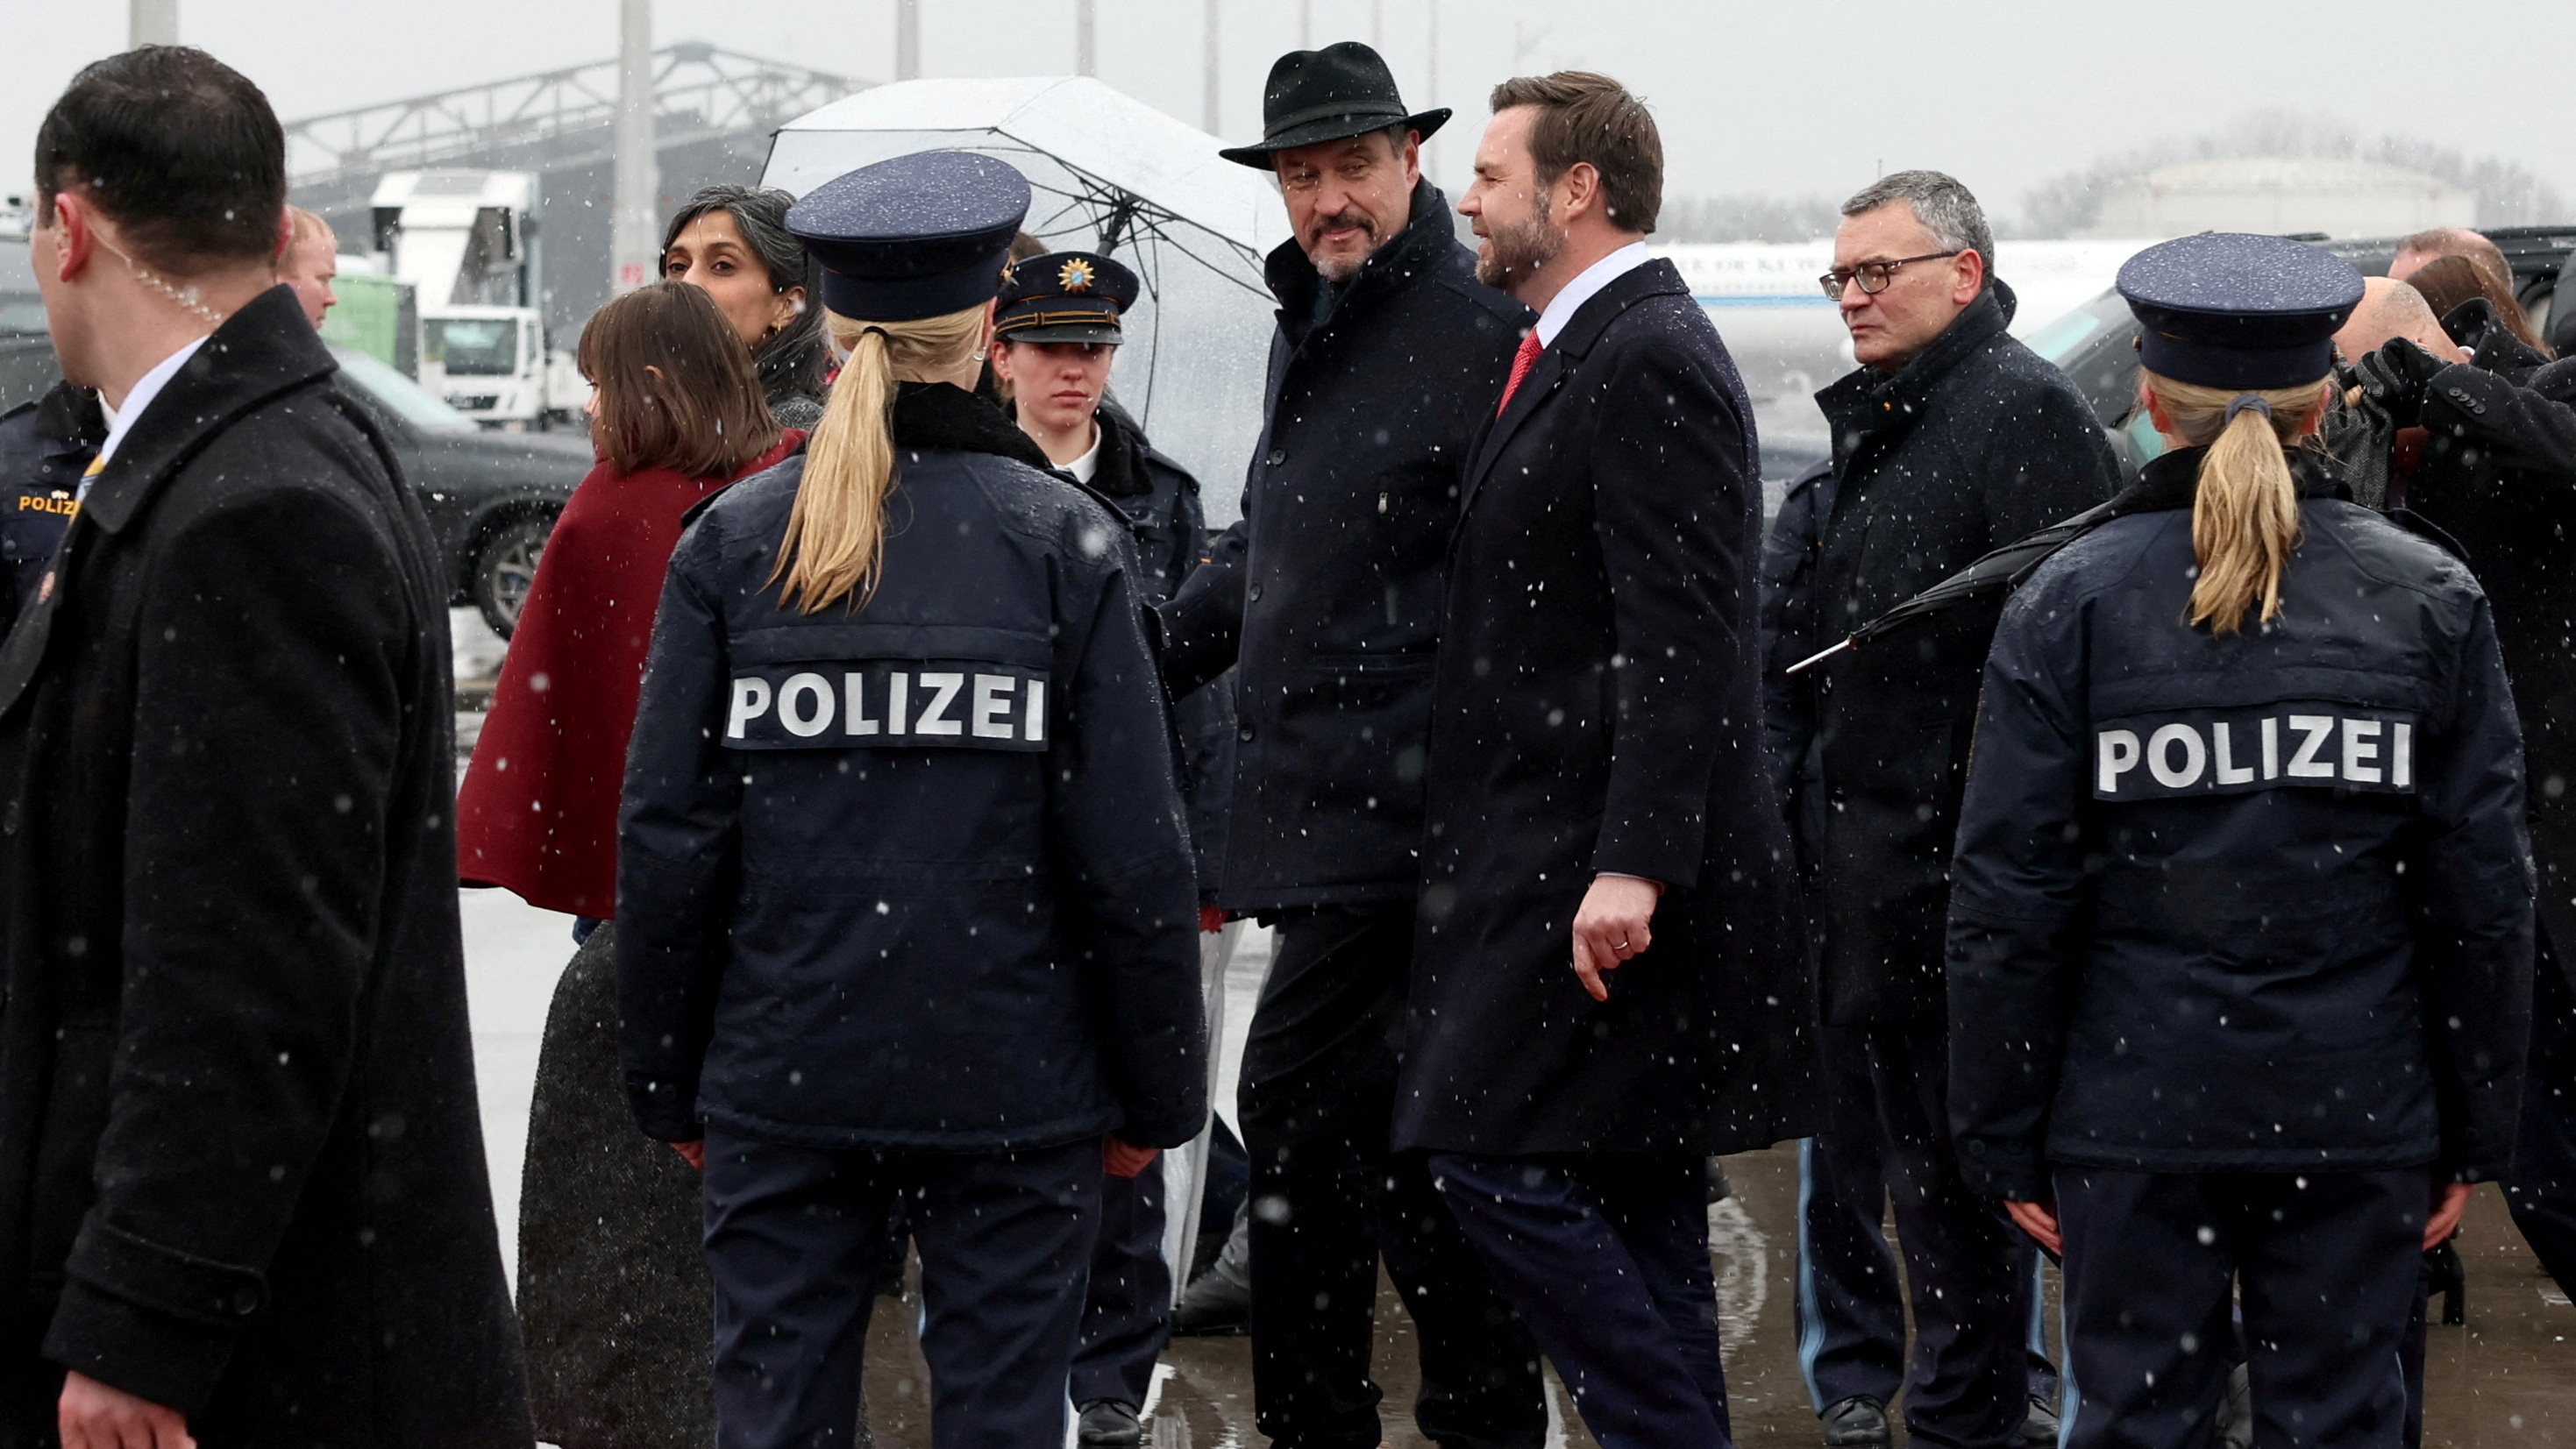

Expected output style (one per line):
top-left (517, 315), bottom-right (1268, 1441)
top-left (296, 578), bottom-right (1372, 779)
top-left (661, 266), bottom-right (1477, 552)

top-left (1945, 232), bottom-right (2533, 1449)
top-left (614, 151), bottom-right (1208, 1446)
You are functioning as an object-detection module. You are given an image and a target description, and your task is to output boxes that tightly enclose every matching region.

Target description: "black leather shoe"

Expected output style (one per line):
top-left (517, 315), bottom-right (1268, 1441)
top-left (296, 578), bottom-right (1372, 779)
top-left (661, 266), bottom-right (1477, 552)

top-left (2021, 1393), bottom-right (2061, 1446)
top-left (1171, 1207), bottom-right (1251, 1336)
top-left (1077, 1399), bottom-right (1142, 1449)
top-left (1821, 1396), bottom-right (1893, 1448)
top-left (2217, 1363), bottom-right (2253, 1449)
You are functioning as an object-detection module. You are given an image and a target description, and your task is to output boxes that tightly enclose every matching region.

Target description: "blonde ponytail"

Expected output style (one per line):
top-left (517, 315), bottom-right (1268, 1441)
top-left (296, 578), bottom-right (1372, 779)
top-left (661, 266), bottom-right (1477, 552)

top-left (770, 303), bottom-right (990, 613)
top-left (2140, 370), bottom-right (2330, 636)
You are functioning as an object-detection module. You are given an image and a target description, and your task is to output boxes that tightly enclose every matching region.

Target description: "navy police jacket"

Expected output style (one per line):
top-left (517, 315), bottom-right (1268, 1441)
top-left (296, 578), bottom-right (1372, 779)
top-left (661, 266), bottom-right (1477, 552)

top-left (1946, 447), bottom-right (2534, 1200)
top-left (0, 382), bottom-right (104, 636)
top-left (615, 382), bottom-right (1208, 1153)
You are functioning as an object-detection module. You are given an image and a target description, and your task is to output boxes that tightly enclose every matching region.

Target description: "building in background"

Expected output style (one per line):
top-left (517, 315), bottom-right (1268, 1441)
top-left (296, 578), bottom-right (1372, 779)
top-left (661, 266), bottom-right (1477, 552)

top-left (2083, 157), bottom-right (2473, 240)
top-left (287, 44), bottom-right (865, 342)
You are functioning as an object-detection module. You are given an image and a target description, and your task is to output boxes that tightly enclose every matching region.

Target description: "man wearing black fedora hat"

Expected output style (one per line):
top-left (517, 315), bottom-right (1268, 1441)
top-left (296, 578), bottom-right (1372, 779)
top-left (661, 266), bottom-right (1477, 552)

top-left (1162, 39), bottom-right (1546, 1449)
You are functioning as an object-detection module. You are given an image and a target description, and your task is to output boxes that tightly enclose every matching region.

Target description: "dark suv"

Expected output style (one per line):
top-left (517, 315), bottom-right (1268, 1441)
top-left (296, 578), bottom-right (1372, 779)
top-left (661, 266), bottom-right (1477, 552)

top-left (326, 348), bottom-right (593, 636)
top-left (0, 238), bottom-right (589, 636)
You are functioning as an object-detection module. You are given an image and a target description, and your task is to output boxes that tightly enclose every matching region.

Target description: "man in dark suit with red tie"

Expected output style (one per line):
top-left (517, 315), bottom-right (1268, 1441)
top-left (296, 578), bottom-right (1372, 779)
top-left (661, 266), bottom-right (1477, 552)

top-left (1398, 71), bottom-right (1814, 1449)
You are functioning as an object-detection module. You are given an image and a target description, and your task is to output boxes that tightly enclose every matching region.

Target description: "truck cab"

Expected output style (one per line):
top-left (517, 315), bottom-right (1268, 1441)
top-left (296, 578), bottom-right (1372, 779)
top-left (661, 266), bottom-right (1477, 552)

top-left (373, 169), bottom-right (586, 430)
top-left (423, 306), bottom-right (551, 426)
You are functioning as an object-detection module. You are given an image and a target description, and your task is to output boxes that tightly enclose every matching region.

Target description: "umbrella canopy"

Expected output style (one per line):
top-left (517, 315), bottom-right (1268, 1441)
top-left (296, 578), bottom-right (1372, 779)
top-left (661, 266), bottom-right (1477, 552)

top-left (1787, 496), bottom-right (2131, 676)
top-left (764, 77), bottom-right (1290, 522)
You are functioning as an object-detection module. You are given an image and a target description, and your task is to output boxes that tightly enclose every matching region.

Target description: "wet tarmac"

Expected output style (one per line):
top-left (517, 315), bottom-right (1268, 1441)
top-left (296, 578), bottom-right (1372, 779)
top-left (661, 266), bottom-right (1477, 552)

top-left (452, 714), bottom-right (2576, 1448)
top-left (841, 1155), bottom-right (2575, 1449)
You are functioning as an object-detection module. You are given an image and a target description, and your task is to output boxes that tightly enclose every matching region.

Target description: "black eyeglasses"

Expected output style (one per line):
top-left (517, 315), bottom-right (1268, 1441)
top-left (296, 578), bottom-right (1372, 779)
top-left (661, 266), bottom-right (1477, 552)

top-left (1818, 251), bottom-right (1960, 299)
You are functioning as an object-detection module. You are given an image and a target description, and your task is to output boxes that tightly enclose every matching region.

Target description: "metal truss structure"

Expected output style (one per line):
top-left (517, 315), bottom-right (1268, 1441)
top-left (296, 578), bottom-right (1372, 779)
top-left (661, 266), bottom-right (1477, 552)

top-left (284, 42), bottom-right (868, 190)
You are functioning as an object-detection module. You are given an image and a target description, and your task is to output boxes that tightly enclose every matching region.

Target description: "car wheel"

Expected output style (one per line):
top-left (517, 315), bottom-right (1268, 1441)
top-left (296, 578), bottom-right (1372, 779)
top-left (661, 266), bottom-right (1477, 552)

top-left (471, 512), bottom-right (554, 639)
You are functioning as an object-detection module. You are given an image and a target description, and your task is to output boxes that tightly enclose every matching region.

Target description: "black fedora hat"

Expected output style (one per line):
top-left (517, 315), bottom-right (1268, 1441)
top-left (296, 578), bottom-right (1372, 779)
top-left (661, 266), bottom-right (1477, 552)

top-left (1218, 41), bottom-right (1449, 169)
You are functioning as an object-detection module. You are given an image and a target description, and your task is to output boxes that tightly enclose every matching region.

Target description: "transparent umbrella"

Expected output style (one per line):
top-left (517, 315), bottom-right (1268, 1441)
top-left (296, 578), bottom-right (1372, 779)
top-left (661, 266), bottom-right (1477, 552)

top-left (762, 76), bottom-right (1289, 523)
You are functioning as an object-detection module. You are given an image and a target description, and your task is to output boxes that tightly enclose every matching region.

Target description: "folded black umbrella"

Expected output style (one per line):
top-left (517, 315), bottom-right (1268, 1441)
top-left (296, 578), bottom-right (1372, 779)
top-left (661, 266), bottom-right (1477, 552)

top-left (1785, 496), bottom-right (2131, 676)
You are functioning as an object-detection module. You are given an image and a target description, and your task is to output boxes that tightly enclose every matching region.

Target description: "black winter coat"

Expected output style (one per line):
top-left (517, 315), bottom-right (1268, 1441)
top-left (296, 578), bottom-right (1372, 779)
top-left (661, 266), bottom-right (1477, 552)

top-left (1159, 181), bottom-right (1530, 912)
top-left (0, 289), bottom-right (530, 1438)
top-left (1394, 259), bottom-right (1813, 1156)
top-left (616, 383), bottom-right (1208, 1153)
top-left (1946, 449), bottom-right (2534, 1201)
top-left (1085, 401), bottom-right (1238, 898)
top-left (1090, 398), bottom-right (1206, 603)
top-left (1774, 281), bottom-right (2119, 1025)
top-left (0, 382), bottom-right (102, 636)
top-left (1758, 459), bottom-right (1835, 848)
top-left (2402, 354), bottom-right (2576, 970)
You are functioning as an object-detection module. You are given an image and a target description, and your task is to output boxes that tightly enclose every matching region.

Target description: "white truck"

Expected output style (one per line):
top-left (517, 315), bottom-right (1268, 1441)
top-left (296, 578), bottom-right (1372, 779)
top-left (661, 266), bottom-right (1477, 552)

top-left (370, 169), bottom-right (587, 429)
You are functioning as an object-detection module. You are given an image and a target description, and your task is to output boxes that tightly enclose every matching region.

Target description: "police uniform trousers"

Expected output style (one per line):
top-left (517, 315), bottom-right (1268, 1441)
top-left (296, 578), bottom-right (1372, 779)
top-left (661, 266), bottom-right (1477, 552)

top-left (1795, 1129), bottom-right (2060, 1417)
top-left (1072, 1160), bottom-right (1170, 1409)
top-left (1815, 1022), bottom-right (2034, 1449)
top-left (1239, 902), bottom-right (1546, 1449)
top-left (701, 1130), bottom-right (1100, 1449)
top-left (2505, 933), bottom-right (2576, 1293)
top-left (2054, 1168), bottom-right (2426, 1449)
top-left (1433, 1151), bottom-right (1729, 1449)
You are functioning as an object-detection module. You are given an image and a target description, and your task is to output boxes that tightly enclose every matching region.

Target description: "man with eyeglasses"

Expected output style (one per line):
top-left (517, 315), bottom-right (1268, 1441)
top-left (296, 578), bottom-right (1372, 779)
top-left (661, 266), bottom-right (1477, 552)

top-left (1761, 169), bottom-right (2116, 1449)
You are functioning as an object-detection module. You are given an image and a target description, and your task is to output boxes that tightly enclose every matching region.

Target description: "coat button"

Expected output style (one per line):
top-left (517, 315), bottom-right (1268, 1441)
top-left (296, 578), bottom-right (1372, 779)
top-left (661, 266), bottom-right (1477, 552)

top-left (1265, 448), bottom-right (1286, 467)
top-left (1238, 723), bottom-right (1256, 742)
top-left (1247, 582), bottom-right (1263, 602)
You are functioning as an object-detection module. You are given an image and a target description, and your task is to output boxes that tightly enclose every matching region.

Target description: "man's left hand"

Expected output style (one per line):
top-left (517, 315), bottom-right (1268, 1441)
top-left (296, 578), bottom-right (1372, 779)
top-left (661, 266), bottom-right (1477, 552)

top-left (60, 1371), bottom-right (193, 1449)
top-left (2354, 337), bottom-right (2449, 426)
top-left (2004, 1198), bottom-right (2062, 1257)
top-left (1571, 874), bottom-right (1662, 1002)
top-left (1104, 1136), bottom-right (1160, 1178)
top-left (2426, 1180), bottom-right (2473, 1252)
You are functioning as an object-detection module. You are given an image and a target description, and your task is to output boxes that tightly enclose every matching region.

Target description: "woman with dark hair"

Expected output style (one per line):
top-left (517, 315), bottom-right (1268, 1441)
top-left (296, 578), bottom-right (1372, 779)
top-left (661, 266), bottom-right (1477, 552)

top-left (458, 281), bottom-right (803, 1449)
top-left (2406, 252), bottom-right (2555, 360)
top-left (663, 184), bottom-right (832, 427)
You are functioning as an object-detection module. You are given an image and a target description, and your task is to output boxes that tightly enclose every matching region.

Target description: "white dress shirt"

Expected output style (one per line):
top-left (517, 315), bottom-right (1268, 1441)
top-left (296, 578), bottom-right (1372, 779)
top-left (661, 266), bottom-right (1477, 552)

top-left (85, 336), bottom-right (210, 499)
top-left (1064, 423), bottom-right (1102, 486)
top-left (1534, 241), bottom-right (1654, 348)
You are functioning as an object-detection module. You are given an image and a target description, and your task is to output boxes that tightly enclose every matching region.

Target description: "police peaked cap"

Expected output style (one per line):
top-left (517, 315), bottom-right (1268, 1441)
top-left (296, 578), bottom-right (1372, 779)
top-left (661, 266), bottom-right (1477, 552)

top-left (786, 152), bottom-right (1031, 322)
top-left (2117, 232), bottom-right (2366, 390)
top-left (995, 252), bottom-right (1140, 344)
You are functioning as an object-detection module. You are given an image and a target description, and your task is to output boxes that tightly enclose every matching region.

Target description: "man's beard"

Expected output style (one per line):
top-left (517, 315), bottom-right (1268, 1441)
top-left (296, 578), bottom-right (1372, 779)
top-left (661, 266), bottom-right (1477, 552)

top-left (1476, 204), bottom-right (1563, 290)
top-left (1304, 209), bottom-right (1383, 282)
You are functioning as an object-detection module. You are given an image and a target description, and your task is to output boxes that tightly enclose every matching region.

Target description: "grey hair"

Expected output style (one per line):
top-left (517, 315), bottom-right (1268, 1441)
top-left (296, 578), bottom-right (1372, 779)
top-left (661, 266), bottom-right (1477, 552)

top-left (1840, 169), bottom-right (1994, 274)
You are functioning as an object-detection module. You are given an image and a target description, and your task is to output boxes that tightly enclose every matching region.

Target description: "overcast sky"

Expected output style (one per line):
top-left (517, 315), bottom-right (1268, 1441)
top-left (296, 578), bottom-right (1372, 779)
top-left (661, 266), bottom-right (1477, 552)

top-left (2, 0), bottom-right (2569, 228)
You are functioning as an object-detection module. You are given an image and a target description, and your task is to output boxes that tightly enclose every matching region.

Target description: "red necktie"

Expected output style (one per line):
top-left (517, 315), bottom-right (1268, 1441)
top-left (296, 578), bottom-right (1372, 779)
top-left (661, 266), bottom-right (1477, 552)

top-left (1496, 330), bottom-right (1543, 416)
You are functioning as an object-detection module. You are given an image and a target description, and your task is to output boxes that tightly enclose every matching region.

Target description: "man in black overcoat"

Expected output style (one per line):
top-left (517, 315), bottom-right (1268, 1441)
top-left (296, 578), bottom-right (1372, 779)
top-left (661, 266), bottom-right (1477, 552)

top-left (1762, 171), bottom-right (2117, 1449)
top-left (1161, 39), bottom-right (1544, 1449)
top-left (2346, 317), bottom-right (2576, 1296)
top-left (0, 49), bottom-right (530, 1446)
top-left (1397, 73), bottom-right (1811, 1449)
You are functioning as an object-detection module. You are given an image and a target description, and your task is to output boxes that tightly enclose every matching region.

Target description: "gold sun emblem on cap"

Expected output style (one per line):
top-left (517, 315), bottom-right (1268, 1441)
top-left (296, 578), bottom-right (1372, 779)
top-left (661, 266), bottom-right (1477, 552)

top-left (1058, 258), bottom-right (1096, 294)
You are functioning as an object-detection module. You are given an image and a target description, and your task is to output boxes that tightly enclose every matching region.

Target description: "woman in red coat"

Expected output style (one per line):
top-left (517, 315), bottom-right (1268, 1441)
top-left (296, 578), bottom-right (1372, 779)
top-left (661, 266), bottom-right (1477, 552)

top-left (458, 281), bottom-right (801, 1448)
top-left (460, 284), bottom-right (801, 914)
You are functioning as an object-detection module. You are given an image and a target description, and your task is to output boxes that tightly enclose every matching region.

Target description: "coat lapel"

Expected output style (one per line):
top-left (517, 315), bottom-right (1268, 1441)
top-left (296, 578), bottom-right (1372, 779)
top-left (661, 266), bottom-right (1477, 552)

top-left (1460, 258), bottom-right (1690, 518)
top-left (0, 288), bottom-right (336, 722)
top-left (1462, 339), bottom-right (1565, 506)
